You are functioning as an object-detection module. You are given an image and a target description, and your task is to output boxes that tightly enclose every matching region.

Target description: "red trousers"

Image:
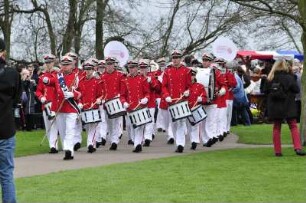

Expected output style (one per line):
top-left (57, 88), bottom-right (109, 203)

top-left (273, 118), bottom-right (302, 154)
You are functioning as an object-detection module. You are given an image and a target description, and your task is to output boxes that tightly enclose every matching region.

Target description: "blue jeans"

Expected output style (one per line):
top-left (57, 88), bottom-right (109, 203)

top-left (0, 136), bottom-right (16, 203)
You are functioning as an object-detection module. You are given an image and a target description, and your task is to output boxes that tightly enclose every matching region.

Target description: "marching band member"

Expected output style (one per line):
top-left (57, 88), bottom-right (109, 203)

top-left (95, 60), bottom-right (108, 147)
top-left (155, 57), bottom-right (175, 144)
top-left (200, 53), bottom-right (218, 147)
top-left (162, 50), bottom-right (192, 153)
top-left (120, 60), bottom-right (150, 152)
top-left (77, 60), bottom-right (102, 153)
top-left (186, 68), bottom-right (207, 150)
top-left (139, 59), bottom-right (161, 146)
top-left (100, 57), bottom-right (125, 150)
top-left (46, 55), bottom-right (82, 160)
top-left (224, 61), bottom-right (238, 136)
top-left (35, 54), bottom-right (59, 153)
top-left (214, 58), bottom-right (229, 141)
top-left (65, 52), bottom-right (84, 151)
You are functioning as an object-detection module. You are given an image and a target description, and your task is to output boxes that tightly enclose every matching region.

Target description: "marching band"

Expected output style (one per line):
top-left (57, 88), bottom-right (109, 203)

top-left (35, 50), bottom-right (238, 160)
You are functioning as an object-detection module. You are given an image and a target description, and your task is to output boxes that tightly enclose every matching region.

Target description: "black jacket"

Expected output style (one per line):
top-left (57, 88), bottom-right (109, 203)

top-left (263, 71), bottom-right (299, 120)
top-left (0, 58), bottom-right (22, 139)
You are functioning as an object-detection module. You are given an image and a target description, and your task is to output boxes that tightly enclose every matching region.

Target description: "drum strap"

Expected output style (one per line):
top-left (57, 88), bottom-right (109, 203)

top-left (57, 73), bottom-right (81, 114)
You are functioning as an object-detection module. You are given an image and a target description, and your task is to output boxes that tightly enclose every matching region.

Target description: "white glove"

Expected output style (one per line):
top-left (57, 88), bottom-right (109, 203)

top-left (77, 103), bottom-right (83, 110)
top-left (147, 76), bottom-right (152, 83)
top-left (197, 96), bottom-right (202, 103)
top-left (40, 97), bottom-right (47, 103)
top-left (64, 91), bottom-right (74, 99)
top-left (101, 99), bottom-right (105, 104)
top-left (123, 102), bottom-right (130, 109)
top-left (42, 77), bottom-right (49, 84)
top-left (140, 97), bottom-right (148, 105)
top-left (165, 96), bottom-right (172, 103)
top-left (96, 98), bottom-right (102, 105)
top-left (218, 87), bottom-right (226, 96)
top-left (183, 90), bottom-right (190, 97)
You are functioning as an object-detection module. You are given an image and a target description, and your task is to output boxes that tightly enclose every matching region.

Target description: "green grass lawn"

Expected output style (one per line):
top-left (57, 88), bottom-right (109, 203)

top-left (231, 124), bottom-right (295, 145)
top-left (15, 130), bottom-right (88, 157)
top-left (15, 147), bottom-right (306, 203)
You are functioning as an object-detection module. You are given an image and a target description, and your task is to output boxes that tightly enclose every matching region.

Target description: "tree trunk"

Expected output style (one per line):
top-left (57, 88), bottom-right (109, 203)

top-left (62, 0), bottom-right (77, 54)
top-left (298, 0), bottom-right (306, 145)
top-left (2, 0), bottom-right (12, 59)
top-left (96, 0), bottom-right (108, 59)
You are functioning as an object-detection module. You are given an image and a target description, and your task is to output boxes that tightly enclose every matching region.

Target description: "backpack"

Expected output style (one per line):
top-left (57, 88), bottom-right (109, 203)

top-left (270, 82), bottom-right (286, 100)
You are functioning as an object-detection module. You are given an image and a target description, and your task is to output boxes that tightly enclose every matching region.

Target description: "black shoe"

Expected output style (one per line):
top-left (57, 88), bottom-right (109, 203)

top-left (190, 142), bottom-right (197, 150)
top-left (295, 149), bottom-right (306, 156)
top-left (73, 142), bottom-right (81, 151)
top-left (218, 135), bottom-right (224, 142)
top-left (157, 128), bottom-right (163, 132)
top-left (152, 134), bottom-right (155, 140)
top-left (225, 131), bottom-right (230, 137)
top-left (143, 139), bottom-right (151, 147)
top-left (63, 150), bottom-right (74, 160)
top-left (87, 145), bottom-right (96, 153)
top-left (128, 139), bottom-right (134, 145)
top-left (133, 144), bottom-right (142, 153)
top-left (167, 138), bottom-right (174, 145)
top-left (119, 134), bottom-right (123, 139)
top-left (175, 145), bottom-right (184, 153)
top-left (223, 132), bottom-right (227, 138)
top-left (49, 147), bottom-right (58, 154)
top-left (109, 143), bottom-right (117, 150)
top-left (96, 141), bottom-right (102, 148)
top-left (101, 138), bottom-right (106, 146)
top-left (162, 130), bottom-right (166, 132)
top-left (203, 139), bottom-right (213, 147)
top-left (275, 153), bottom-right (283, 157)
top-left (212, 137), bottom-right (218, 144)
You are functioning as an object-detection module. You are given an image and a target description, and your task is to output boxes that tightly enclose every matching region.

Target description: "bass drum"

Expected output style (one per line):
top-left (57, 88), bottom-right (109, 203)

top-left (195, 68), bottom-right (215, 102)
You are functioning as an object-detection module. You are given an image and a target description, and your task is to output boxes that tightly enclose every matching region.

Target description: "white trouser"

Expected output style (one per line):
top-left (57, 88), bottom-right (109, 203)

top-left (226, 100), bottom-right (233, 132)
top-left (158, 109), bottom-right (174, 140)
top-left (144, 108), bottom-right (155, 141)
top-left (106, 116), bottom-right (121, 144)
top-left (133, 125), bottom-right (145, 147)
top-left (73, 115), bottom-right (82, 144)
top-left (96, 105), bottom-right (108, 142)
top-left (201, 104), bottom-right (217, 143)
top-left (56, 113), bottom-right (78, 155)
top-left (125, 115), bottom-right (133, 141)
top-left (85, 123), bottom-right (98, 147)
top-left (155, 98), bottom-right (163, 130)
top-left (216, 107), bottom-right (227, 136)
top-left (171, 118), bottom-right (187, 147)
top-left (118, 116), bottom-right (123, 135)
top-left (186, 120), bottom-right (200, 144)
top-left (42, 111), bottom-right (59, 149)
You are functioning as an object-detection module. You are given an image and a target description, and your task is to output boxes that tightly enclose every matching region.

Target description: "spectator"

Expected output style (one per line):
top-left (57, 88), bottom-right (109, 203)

top-left (263, 59), bottom-right (305, 157)
top-left (0, 37), bottom-right (21, 203)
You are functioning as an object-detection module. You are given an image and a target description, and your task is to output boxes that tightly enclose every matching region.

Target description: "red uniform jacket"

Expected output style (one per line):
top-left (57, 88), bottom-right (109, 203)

top-left (49, 71), bottom-right (81, 113)
top-left (78, 76), bottom-right (102, 110)
top-left (213, 68), bottom-right (227, 108)
top-left (100, 70), bottom-right (125, 101)
top-left (120, 74), bottom-right (150, 112)
top-left (162, 64), bottom-right (192, 105)
top-left (224, 70), bottom-right (237, 100)
top-left (146, 72), bottom-right (161, 108)
top-left (187, 82), bottom-right (207, 110)
top-left (35, 70), bottom-right (58, 111)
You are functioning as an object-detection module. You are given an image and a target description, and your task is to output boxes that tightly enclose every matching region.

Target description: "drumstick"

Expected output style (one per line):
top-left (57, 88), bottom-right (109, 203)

top-left (173, 94), bottom-right (184, 104)
top-left (133, 102), bottom-right (141, 110)
top-left (191, 93), bottom-right (203, 109)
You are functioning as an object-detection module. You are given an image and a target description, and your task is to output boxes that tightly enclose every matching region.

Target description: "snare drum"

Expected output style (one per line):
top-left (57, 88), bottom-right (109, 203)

top-left (44, 102), bottom-right (55, 120)
top-left (81, 109), bottom-right (102, 124)
top-left (188, 105), bottom-right (207, 126)
top-left (168, 100), bottom-right (192, 122)
top-left (128, 107), bottom-right (152, 128)
top-left (196, 68), bottom-right (215, 102)
top-left (104, 97), bottom-right (127, 119)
